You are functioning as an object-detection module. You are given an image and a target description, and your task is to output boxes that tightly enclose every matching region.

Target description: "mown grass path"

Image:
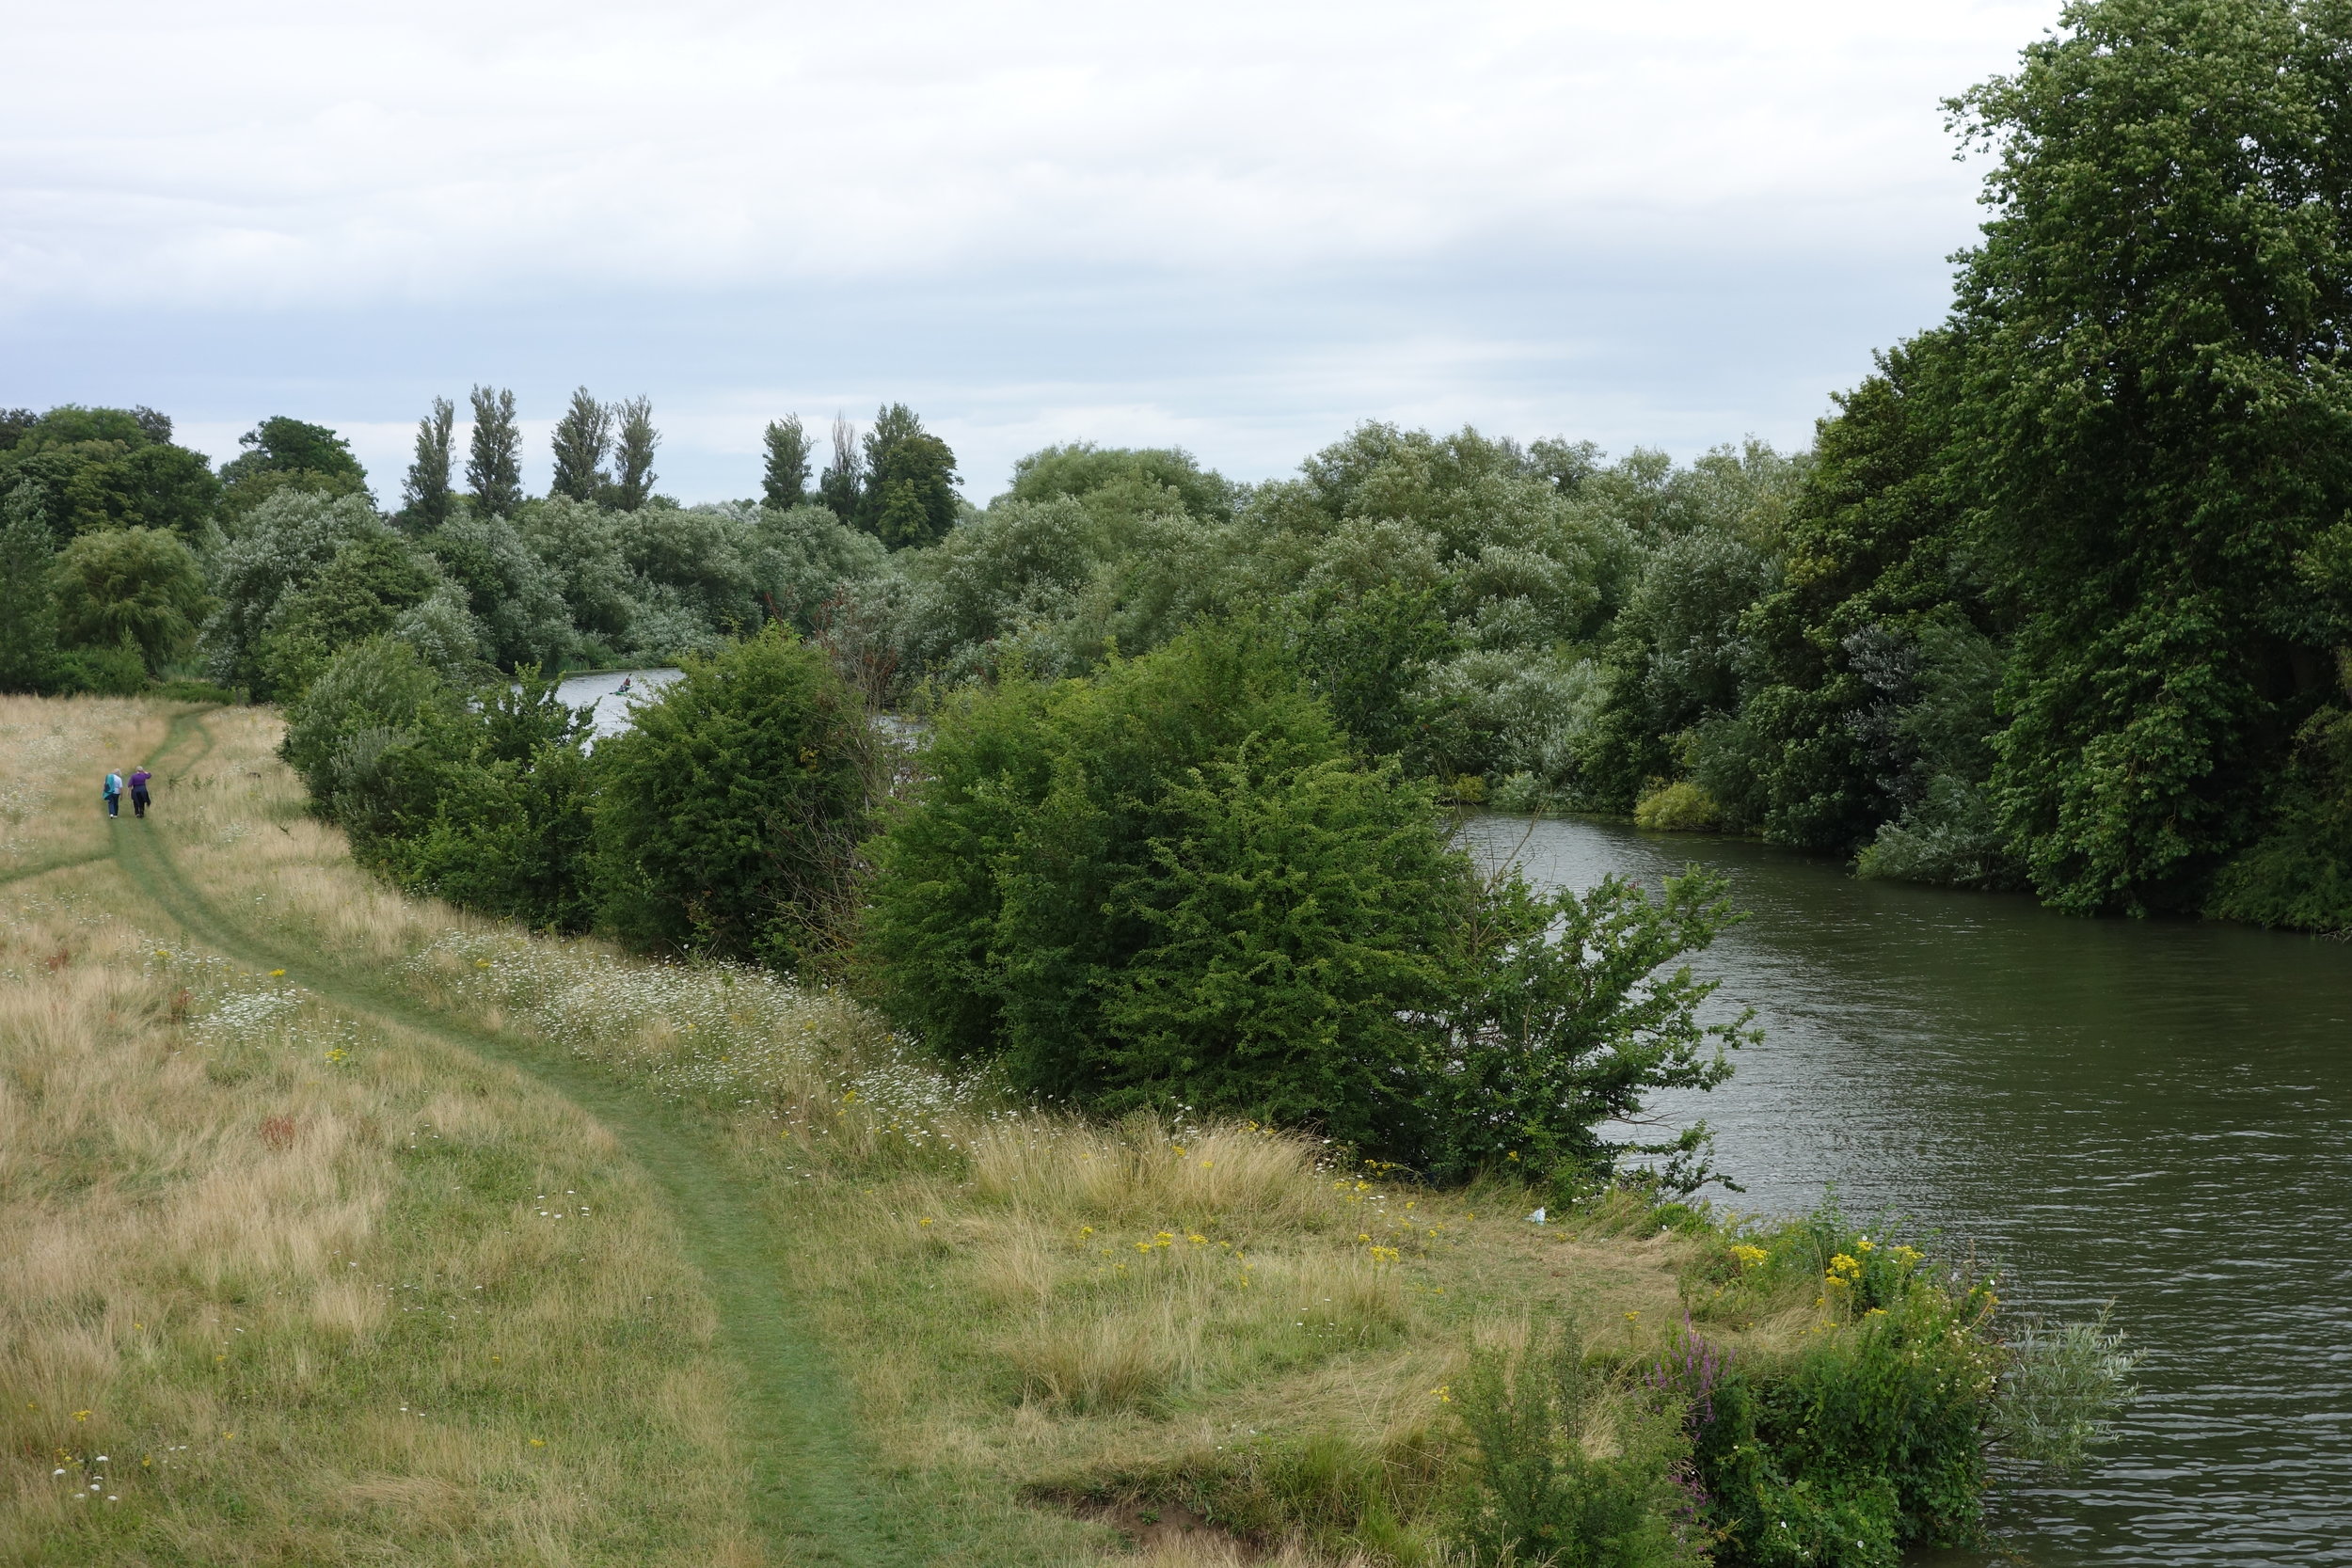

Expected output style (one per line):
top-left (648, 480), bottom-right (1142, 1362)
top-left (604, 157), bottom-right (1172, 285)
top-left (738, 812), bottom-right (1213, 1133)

top-left (110, 709), bottom-right (927, 1568)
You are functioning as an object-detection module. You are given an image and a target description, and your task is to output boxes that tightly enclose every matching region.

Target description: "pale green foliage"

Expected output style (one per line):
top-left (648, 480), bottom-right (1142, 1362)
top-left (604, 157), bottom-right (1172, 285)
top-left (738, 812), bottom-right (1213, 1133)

top-left (1992, 1307), bottom-right (2139, 1475)
top-left (202, 489), bottom-right (391, 692)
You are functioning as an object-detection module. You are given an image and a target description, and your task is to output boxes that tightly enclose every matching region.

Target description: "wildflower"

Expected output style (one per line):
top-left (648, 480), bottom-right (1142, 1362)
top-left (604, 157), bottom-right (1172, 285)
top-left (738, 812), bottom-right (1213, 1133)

top-left (917, 1217), bottom-right (933, 1227)
top-left (1625, 1310), bottom-right (1640, 1323)
top-left (1430, 1385), bottom-right (1452, 1403)
top-left (269, 970), bottom-right (285, 977)
top-left (1730, 1244), bottom-right (1768, 1269)
top-left (72, 1411), bottom-right (90, 1422)
top-left (1369, 1245), bottom-right (1400, 1263)
top-left (1077, 1226), bottom-right (1094, 1239)
top-left (530, 1438), bottom-right (546, 1448)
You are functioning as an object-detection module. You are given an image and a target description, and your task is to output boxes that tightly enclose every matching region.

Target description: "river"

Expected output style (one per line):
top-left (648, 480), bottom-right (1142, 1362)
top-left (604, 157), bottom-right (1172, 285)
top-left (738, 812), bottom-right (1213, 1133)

top-left (1458, 815), bottom-right (2352, 1567)
top-left (552, 668), bottom-right (681, 737)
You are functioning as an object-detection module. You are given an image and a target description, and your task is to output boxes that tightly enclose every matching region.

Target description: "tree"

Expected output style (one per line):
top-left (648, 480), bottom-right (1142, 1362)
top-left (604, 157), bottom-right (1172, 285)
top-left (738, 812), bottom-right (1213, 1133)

top-left (1950, 0), bottom-right (2352, 912)
top-left (1710, 331), bottom-right (1981, 853)
top-left (856, 403), bottom-right (959, 549)
top-left (220, 416), bottom-right (367, 490)
top-left (861, 623), bottom-right (1743, 1180)
top-left (467, 386), bottom-right (525, 517)
top-left (1007, 442), bottom-right (1235, 524)
top-left (0, 406), bottom-right (220, 540)
top-left (549, 387), bottom-right (612, 505)
top-left (0, 483), bottom-right (57, 691)
top-left (397, 394), bottom-right (456, 535)
top-left (594, 625), bottom-right (868, 969)
top-left (608, 396), bottom-right (658, 511)
top-left (202, 489), bottom-right (393, 694)
top-left (818, 414), bottom-right (862, 522)
top-left (762, 414), bottom-right (812, 510)
top-left (51, 527), bottom-right (212, 673)
top-left (399, 397), bottom-right (456, 533)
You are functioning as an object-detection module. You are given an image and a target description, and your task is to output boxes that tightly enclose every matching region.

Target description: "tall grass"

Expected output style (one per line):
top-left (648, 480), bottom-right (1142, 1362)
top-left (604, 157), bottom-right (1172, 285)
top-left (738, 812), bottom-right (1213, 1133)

top-left (0, 701), bottom-right (760, 1565)
top-left (9, 698), bottom-right (1779, 1564)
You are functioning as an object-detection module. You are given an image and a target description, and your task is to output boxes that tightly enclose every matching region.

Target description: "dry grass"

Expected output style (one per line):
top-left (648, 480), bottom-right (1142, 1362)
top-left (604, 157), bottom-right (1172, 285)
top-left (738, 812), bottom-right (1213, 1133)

top-left (3, 697), bottom-right (1738, 1566)
top-left (0, 701), bottom-right (755, 1565)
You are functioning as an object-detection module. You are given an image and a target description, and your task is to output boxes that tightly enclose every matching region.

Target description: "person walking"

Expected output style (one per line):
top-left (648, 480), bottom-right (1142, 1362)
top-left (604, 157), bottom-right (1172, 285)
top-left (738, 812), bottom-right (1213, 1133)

top-left (103, 769), bottom-right (123, 818)
top-left (128, 767), bottom-right (152, 819)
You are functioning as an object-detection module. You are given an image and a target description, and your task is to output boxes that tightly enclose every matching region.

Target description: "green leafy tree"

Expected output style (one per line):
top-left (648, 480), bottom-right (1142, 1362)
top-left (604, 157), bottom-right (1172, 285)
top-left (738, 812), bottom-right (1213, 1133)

top-left (0, 483), bottom-right (58, 691)
top-left (399, 397), bottom-right (456, 533)
top-left (0, 405), bottom-right (219, 540)
top-left (856, 403), bottom-right (959, 549)
top-left (607, 396), bottom-right (659, 511)
top-left (818, 414), bottom-right (862, 523)
top-left (220, 416), bottom-right (367, 490)
top-left (467, 386), bottom-right (525, 517)
top-left (51, 526), bottom-right (212, 674)
top-left (1950, 0), bottom-right (2352, 912)
top-left (548, 387), bottom-right (612, 504)
top-left (1711, 332), bottom-right (1981, 852)
top-left (258, 531), bottom-right (445, 698)
top-left (860, 624), bottom-right (1743, 1179)
top-left (594, 626), bottom-right (868, 968)
top-left (762, 414), bottom-right (812, 511)
top-left (421, 515), bottom-right (573, 672)
top-left (1005, 442), bottom-right (1235, 525)
top-left (202, 490), bottom-right (395, 693)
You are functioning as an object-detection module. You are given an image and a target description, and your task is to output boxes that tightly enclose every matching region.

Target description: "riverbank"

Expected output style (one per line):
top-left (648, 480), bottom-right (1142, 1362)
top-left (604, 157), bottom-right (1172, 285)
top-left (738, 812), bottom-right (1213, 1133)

top-left (2, 695), bottom-right (2043, 1565)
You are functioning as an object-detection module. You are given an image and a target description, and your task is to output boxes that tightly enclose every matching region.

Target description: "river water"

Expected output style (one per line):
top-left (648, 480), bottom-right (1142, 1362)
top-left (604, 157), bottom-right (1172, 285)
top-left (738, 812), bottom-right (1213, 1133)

top-left (551, 668), bottom-right (681, 738)
top-left (1458, 815), bottom-right (2352, 1566)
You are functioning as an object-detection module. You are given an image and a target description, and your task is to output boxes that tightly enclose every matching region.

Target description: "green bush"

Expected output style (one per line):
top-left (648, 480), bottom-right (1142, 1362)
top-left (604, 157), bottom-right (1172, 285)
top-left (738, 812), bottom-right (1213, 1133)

top-left (1452, 1318), bottom-right (1705, 1567)
top-left (1633, 782), bottom-right (1723, 832)
top-left (2206, 706), bottom-right (2352, 932)
top-left (863, 624), bottom-right (1747, 1183)
top-left (376, 671), bottom-right (602, 932)
top-left (594, 625), bottom-right (867, 968)
top-left (51, 637), bottom-right (151, 696)
top-left (1666, 1207), bottom-right (2006, 1565)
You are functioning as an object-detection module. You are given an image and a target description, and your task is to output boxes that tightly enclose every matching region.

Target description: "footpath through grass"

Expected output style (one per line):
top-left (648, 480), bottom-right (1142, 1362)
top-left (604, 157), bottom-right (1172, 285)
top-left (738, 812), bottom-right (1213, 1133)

top-left (3, 695), bottom-right (1819, 1566)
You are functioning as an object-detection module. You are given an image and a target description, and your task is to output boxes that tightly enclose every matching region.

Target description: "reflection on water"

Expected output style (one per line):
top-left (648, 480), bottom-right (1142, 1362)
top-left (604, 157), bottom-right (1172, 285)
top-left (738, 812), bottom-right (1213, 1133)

top-left (550, 668), bottom-right (680, 738)
top-left (1460, 815), bottom-right (2352, 1568)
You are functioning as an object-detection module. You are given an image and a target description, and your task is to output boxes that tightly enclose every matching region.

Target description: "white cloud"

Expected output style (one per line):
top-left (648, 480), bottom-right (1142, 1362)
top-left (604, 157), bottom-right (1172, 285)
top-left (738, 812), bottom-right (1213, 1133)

top-left (2, 1), bottom-right (2062, 496)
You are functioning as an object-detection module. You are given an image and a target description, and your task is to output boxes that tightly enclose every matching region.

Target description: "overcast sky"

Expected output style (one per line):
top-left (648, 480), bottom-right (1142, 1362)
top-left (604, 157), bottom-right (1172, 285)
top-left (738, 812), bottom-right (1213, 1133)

top-left (2, 1), bottom-right (2059, 502)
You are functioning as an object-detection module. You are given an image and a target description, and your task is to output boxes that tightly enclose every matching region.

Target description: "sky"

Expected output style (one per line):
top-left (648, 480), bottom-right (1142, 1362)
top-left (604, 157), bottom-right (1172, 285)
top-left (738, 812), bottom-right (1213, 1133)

top-left (1, 1), bottom-right (2061, 503)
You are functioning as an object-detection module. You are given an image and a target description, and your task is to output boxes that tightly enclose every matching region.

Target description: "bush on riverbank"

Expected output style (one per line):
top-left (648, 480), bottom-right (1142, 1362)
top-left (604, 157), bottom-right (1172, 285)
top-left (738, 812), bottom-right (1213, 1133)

top-left (859, 622), bottom-right (1750, 1190)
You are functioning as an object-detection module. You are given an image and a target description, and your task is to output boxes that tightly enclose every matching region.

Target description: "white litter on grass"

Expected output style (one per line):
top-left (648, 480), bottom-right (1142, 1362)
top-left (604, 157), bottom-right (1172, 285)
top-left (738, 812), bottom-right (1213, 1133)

top-left (1527, 1207), bottom-right (1548, 1225)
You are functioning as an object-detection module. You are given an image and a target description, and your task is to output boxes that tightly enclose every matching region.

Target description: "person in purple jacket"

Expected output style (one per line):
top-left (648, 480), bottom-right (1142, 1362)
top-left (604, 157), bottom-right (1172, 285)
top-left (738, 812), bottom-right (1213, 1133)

top-left (129, 767), bottom-right (152, 818)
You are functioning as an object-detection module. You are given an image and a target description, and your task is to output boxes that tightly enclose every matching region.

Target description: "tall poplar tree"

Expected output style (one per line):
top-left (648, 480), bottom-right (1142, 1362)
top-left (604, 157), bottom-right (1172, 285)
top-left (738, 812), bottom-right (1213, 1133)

top-left (762, 415), bottom-right (812, 510)
top-left (548, 388), bottom-right (612, 505)
top-left (609, 397), bottom-right (659, 511)
top-left (1950, 0), bottom-right (2352, 913)
top-left (818, 414), bottom-right (862, 522)
top-left (467, 386), bottom-right (525, 518)
top-left (399, 396), bottom-right (456, 532)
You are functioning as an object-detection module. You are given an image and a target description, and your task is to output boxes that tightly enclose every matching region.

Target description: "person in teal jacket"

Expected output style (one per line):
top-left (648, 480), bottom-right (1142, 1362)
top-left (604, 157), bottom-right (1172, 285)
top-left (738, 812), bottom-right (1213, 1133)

top-left (103, 770), bottom-right (123, 818)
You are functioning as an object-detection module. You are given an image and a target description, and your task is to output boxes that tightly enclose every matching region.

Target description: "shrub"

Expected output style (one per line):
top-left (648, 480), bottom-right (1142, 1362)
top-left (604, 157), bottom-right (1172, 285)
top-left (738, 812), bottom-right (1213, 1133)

top-left (863, 624), bottom-right (1749, 1185)
top-left (594, 625), bottom-right (868, 968)
top-left (1452, 1318), bottom-right (1705, 1568)
top-left (1634, 782), bottom-right (1723, 832)
top-left (376, 670), bottom-right (602, 932)
top-left (1667, 1205), bottom-right (2014, 1564)
top-left (2206, 706), bottom-right (2352, 932)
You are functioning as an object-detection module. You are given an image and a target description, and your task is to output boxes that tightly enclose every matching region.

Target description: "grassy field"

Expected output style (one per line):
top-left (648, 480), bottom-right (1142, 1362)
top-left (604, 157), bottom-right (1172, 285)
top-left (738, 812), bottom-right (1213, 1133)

top-left (1, 694), bottom-right (1804, 1566)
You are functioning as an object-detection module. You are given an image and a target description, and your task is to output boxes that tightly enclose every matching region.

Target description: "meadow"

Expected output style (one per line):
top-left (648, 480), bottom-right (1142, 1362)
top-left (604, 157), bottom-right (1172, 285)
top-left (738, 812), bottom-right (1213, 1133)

top-left (2, 694), bottom-right (1952, 1566)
